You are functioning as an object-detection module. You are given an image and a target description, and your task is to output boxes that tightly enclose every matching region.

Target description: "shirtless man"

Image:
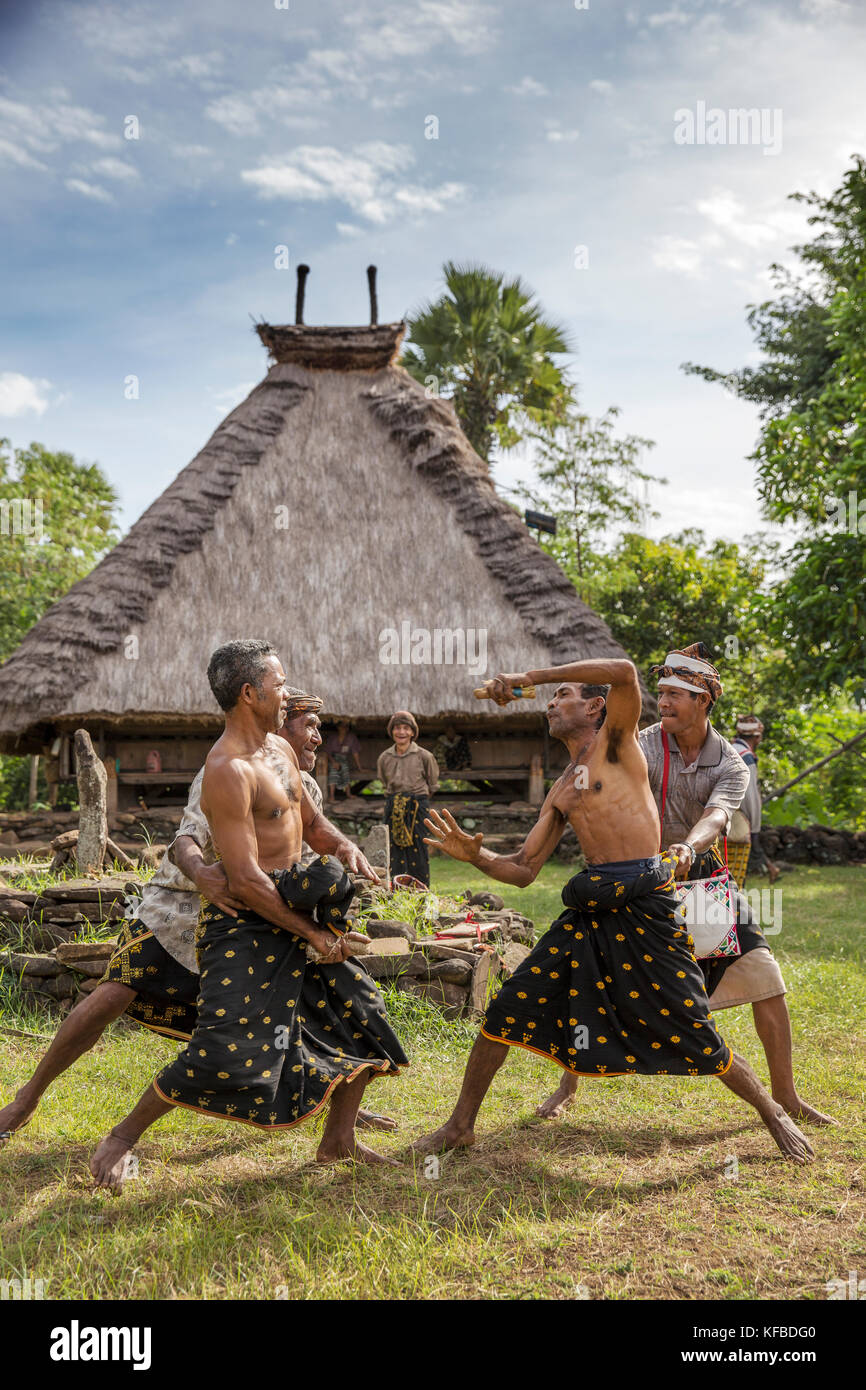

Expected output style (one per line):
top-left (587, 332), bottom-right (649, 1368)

top-left (0, 688), bottom-right (394, 1143)
top-left (90, 640), bottom-right (407, 1187)
top-left (415, 658), bottom-right (813, 1164)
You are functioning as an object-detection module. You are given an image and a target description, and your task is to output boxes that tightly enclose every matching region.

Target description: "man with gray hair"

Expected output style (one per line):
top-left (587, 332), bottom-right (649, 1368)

top-left (0, 680), bottom-right (394, 1145)
top-left (89, 642), bottom-right (406, 1185)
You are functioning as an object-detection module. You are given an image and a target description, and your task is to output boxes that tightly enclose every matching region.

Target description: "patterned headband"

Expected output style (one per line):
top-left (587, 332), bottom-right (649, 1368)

top-left (283, 690), bottom-right (324, 719)
top-left (650, 643), bottom-right (723, 703)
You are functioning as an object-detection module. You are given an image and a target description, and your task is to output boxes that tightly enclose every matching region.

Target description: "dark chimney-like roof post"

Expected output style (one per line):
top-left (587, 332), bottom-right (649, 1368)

top-left (295, 264), bottom-right (310, 325)
top-left (367, 265), bottom-right (378, 326)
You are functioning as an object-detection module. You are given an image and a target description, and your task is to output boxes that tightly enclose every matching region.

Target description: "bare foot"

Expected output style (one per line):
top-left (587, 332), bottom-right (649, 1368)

top-left (535, 1074), bottom-right (578, 1119)
top-left (0, 1092), bottom-right (37, 1146)
top-left (777, 1095), bottom-right (836, 1127)
top-left (315, 1137), bottom-right (399, 1166)
top-left (89, 1130), bottom-right (137, 1190)
top-left (356, 1109), bottom-right (398, 1132)
top-left (765, 1106), bottom-right (815, 1164)
top-left (412, 1122), bottom-right (475, 1155)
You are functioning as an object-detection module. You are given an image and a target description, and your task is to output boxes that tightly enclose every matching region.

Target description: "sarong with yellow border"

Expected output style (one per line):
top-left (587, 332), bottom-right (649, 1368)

top-left (482, 853), bottom-right (732, 1078)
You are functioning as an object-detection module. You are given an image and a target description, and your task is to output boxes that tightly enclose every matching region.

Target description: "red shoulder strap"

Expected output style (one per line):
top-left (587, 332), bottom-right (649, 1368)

top-left (660, 727), bottom-right (670, 852)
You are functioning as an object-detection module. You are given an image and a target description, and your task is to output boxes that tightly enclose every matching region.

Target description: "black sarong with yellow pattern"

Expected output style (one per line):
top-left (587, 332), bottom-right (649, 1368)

top-left (482, 854), bottom-right (732, 1078)
top-left (101, 918), bottom-right (199, 1041)
top-left (385, 793), bottom-right (431, 885)
top-left (153, 856), bottom-right (407, 1129)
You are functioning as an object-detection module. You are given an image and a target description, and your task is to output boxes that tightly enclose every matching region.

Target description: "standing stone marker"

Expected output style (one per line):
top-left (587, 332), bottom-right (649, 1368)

top-left (74, 729), bottom-right (107, 873)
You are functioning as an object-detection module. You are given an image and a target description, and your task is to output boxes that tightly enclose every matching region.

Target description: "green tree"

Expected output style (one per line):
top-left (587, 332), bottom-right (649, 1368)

top-left (402, 261), bottom-right (573, 463)
top-left (0, 439), bottom-right (120, 662)
top-left (0, 441), bottom-right (119, 810)
top-left (683, 156), bottom-right (866, 699)
top-left (515, 406), bottom-right (660, 596)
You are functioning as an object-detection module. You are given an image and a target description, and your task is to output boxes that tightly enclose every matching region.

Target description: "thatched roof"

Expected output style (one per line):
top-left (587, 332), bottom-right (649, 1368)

top-left (0, 321), bottom-right (653, 751)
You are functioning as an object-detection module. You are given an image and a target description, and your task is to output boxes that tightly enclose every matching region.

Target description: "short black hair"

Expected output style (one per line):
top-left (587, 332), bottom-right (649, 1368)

top-left (207, 640), bottom-right (278, 712)
top-left (581, 681), bottom-right (610, 729)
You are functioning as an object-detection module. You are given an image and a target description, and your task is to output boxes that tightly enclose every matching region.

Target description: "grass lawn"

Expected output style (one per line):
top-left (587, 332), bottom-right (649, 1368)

top-left (1, 861), bottom-right (864, 1300)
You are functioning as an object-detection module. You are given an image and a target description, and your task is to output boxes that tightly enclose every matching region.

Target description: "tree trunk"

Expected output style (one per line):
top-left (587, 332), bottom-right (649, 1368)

top-left (74, 729), bottom-right (107, 873)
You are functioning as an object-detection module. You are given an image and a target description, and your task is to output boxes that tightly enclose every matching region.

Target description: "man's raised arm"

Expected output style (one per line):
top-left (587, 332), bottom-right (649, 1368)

top-left (204, 759), bottom-right (345, 958)
top-left (487, 659), bottom-right (642, 736)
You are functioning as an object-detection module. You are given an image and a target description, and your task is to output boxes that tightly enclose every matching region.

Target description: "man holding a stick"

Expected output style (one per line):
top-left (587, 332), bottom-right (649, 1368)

top-left (415, 658), bottom-right (813, 1164)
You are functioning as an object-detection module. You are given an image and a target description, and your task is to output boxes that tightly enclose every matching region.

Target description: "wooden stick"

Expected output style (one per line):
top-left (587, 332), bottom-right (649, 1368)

top-left (473, 685), bottom-right (536, 700)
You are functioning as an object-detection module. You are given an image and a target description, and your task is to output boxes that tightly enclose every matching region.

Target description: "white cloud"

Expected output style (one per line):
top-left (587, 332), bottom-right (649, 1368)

top-left (0, 95), bottom-right (120, 172)
top-left (225, 232), bottom-right (239, 246)
top-left (241, 142), bottom-right (462, 225)
top-left (166, 52), bottom-right (224, 82)
top-left (0, 137), bottom-right (49, 171)
top-left (91, 156), bottom-right (140, 181)
top-left (65, 177), bottom-right (114, 203)
top-left (68, 3), bottom-right (181, 59)
top-left (546, 127), bottom-right (580, 143)
top-left (0, 373), bottom-right (53, 418)
top-left (695, 191), bottom-right (778, 248)
top-left (337, 222), bottom-right (363, 237)
top-left (393, 182), bottom-right (464, 213)
top-left (205, 86), bottom-right (329, 137)
top-left (589, 80), bottom-right (614, 95)
top-left (170, 145), bottom-right (213, 162)
top-left (204, 94), bottom-right (260, 138)
top-left (800, 0), bottom-right (851, 15)
top-left (345, 1), bottom-right (496, 59)
top-left (507, 76), bottom-right (549, 97)
top-left (652, 235), bottom-right (704, 277)
top-left (646, 6), bottom-right (694, 26)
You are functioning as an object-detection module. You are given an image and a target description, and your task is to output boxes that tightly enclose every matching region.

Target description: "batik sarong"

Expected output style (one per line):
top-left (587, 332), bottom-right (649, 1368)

top-left (101, 918), bottom-right (199, 1041)
top-left (482, 853), bottom-right (732, 1077)
top-left (385, 793), bottom-right (431, 886)
top-left (153, 856), bottom-right (407, 1129)
top-left (692, 845), bottom-right (769, 1001)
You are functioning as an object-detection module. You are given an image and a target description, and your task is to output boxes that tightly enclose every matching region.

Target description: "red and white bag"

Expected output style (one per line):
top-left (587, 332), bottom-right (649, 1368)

top-left (660, 728), bottom-right (741, 959)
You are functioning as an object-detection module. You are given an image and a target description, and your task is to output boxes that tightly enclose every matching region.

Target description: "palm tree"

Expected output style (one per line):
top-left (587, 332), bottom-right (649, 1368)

top-left (402, 261), bottom-right (573, 463)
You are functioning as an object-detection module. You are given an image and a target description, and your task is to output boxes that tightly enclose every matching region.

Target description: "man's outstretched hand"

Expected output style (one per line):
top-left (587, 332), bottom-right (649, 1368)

top-left (424, 807), bottom-right (484, 864)
top-left (338, 843), bottom-right (383, 884)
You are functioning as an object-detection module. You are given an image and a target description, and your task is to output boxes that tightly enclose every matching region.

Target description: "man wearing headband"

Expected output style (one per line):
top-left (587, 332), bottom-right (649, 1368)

top-left (417, 656), bottom-right (813, 1166)
top-left (0, 684), bottom-right (396, 1147)
top-left (537, 643), bottom-right (832, 1127)
top-left (732, 715), bottom-right (780, 885)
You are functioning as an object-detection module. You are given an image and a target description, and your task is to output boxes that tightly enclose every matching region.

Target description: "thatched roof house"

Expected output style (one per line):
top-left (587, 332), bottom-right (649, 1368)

top-left (0, 276), bottom-right (651, 805)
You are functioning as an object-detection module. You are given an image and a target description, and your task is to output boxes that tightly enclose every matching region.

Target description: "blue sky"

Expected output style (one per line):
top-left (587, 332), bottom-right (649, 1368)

top-left (1, 0), bottom-right (864, 544)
